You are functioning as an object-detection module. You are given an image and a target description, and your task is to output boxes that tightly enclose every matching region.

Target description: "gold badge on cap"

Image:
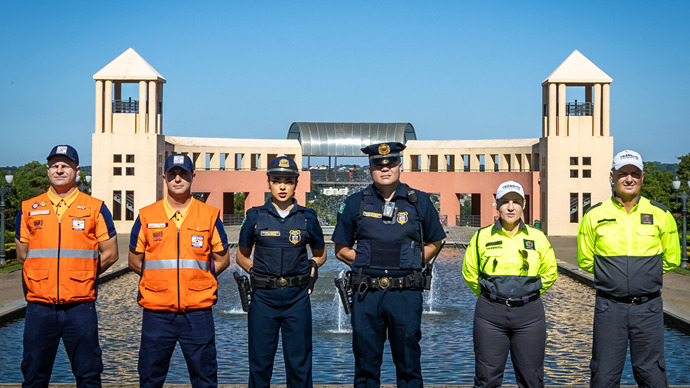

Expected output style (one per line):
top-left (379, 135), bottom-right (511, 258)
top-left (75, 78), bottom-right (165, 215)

top-left (378, 144), bottom-right (390, 155)
top-left (279, 158), bottom-right (290, 168)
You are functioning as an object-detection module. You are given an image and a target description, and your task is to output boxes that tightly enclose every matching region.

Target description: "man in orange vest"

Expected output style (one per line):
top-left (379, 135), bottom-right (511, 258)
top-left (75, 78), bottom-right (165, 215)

top-left (15, 144), bottom-right (119, 387)
top-left (129, 154), bottom-right (230, 388)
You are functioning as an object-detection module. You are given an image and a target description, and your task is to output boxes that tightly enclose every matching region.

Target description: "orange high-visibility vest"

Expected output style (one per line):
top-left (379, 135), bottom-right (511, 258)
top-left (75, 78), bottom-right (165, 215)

top-left (22, 192), bottom-right (103, 304)
top-left (137, 199), bottom-right (220, 311)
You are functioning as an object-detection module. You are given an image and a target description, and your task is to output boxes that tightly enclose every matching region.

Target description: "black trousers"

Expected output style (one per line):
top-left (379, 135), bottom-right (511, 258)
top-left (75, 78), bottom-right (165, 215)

top-left (590, 295), bottom-right (667, 388)
top-left (473, 295), bottom-right (546, 388)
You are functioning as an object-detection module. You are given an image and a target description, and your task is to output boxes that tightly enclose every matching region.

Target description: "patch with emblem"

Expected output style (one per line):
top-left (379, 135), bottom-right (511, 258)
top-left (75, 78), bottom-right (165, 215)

top-left (261, 231), bottom-right (281, 237)
top-left (396, 212), bottom-right (409, 225)
top-left (33, 219), bottom-right (43, 228)
top-left (378, 143), bottom-right (390, 155)
top-left (279, 158), bottom-right (290, 168)
top-left (29, 210), bottom-right (50, 216)
top-left (147, 223), bottom-right (168, 229)
top-left (77, 205), bottom-right (87, 210)
top-left (191, 235), bottom-right (204, 248)
top-left (72, 219), bottom-right (85, 231)
top-left (289, 230), bottom-right (301, 244)
top-left (31, 202), bottom-right (39, 209)
top-left (338, 203), bottom-right (346, 214)
top-left (524, 240), bottom-right (535, 250)
top-left (641, 214), bottom-right (653, 225)
top-left (363, 211), bottom-right (382, 218)
top-left (153, 230), bottom-right (163, 241)
top-left (40, 201), bottom-right (47, 207)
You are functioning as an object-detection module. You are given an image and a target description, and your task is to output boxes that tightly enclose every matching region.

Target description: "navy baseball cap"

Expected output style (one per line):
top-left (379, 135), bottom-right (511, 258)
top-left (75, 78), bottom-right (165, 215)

top-left (164, 154), bottom-right (194, 173)
top-left (267, 156), bottom-right (299, 177)
top-left (47, 145), bottom-right (79, 165)
top-left (361, 142), bottom-right (406, 165)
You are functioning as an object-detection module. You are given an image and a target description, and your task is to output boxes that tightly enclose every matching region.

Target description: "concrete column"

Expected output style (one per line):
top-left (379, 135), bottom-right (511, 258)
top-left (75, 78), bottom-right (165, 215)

top-left (148, 81), bottom-right (157, 135)
top-left (486, 154), bottom-right (496, 172)
top-left (157, 82), bottom-right (163, 134)
top-left (209, 152), bottom-right (219, 169)
top-left (104, 80), bottom-right (113, 134)
top-left (469, 154), bottom-right (479, 171)
top-left (593, 83), bottom-right (602, 137)
top-left (602, 83), bottom-right (610, 137)
top-left (548, 83), bottom-right (557, 137)
top-left (138, 81), bottom-right (147, 134)
top-left (420, 153), bottom-right (429, 171)
top-left (542, 85), bottom-right (547, 137)
top-left (439, 155), bottom-right (447, 172)
top-left (557, 83), bottom-right (566, 136)
top-left (95, 80), bottom-right (103, 134)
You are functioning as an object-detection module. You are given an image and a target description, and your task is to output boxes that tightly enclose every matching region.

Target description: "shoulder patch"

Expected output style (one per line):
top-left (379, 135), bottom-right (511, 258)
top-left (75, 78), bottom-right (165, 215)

top-left (338, 202), bottom-right (346, 214)
top-left (650, 200), bottom-right (668, 212)
top-left (584, 202), bottom-right (603, 215)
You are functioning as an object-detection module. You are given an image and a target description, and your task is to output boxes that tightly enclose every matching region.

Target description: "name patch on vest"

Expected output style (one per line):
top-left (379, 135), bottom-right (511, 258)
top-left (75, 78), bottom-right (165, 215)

top-left (524, 240), bottom-right (535, 250)
top-left (289, 230), bottom-right (301, 244)
top-left (261, 231), bottom-right (280, 237)
top-left (29, 210), bottom-right (50, 216)
top-left (147, 223), bottom-right (168, 229)
top-left (72, 219), bottom-right (85, 231)
top-left (363, 211), bottom-right (382, 219)
top-left (396, 212), bottom-right (409, 225)
top-left (191, 235), bottom-right (204, 248)
top-left (641, 214), bottom-right (653, 225)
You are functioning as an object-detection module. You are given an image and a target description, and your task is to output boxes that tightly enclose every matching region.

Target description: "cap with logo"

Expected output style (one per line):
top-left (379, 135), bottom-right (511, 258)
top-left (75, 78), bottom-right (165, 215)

top-left (164, 154), bottom-right (194, 173)
top-left (612, 149), bottom-right (644, 171)
top-left (47, 145), bottom-right (79, 165)
top-left (267, 156), bottom-right (299, 177)
top-left (361, 142), bottom-right (406, 165)
top-left (496, 180), bottom-right (525, 200)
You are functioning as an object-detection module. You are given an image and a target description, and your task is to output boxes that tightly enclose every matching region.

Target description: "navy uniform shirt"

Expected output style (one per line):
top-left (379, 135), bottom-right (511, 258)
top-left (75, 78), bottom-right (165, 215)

top-left (239, 201), bottom-right (325, 250)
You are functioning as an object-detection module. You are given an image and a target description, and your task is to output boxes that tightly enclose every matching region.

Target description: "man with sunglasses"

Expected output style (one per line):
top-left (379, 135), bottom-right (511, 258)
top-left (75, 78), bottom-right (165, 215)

top-left (333, 142), bottom-right (445, 388)
top-left (578, 150), bottom-right (680, 387)
top-left (462, 180), bottom-right (557, 387)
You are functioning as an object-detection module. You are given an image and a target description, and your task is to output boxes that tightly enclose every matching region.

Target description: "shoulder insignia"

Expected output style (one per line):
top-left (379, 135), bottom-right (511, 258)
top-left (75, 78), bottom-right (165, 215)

top-left (584, 202), bottom-right (603, 215)
top-left (338, 202), bottom-right (346, 214)
top-left (649, 200), bottom-right (668, 212)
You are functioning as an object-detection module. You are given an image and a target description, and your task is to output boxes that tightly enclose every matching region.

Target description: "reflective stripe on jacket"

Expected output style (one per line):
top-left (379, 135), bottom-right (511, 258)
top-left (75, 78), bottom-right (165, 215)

top-left (22, 192), bottom-right (102, 304)
top-left (137, 199), bottom-right (220, 311)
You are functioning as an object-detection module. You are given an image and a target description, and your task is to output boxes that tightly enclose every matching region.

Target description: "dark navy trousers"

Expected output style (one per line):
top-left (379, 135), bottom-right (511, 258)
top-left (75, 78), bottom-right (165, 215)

top-left (590, 295), bottom-right (667, 388)
top-left (248, 287), bottom-right (312, 388)
top-left (22, 301), bottom-right (103, 388)
top-left (351, 289), bottom-right (423, 388)
top-left (138, 309), bottom-right (218, 388)
top-left (473, 295), bottom-right (546, 388)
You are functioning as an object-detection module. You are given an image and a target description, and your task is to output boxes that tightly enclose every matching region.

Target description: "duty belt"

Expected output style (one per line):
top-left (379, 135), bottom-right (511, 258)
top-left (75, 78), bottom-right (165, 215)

top-left (482, 292), bottom-right (540, 307)
top-left (352, 272), bottom-right (424, 291)
top-left (597, 290), bottom-right (661, 305)
top-left (251, 273), bottom-right (310, 289)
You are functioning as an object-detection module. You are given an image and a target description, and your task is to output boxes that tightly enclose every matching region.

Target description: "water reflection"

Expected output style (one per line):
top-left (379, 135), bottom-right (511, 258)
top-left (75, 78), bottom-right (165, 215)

top-left (0, 248), bottom-right (689, 385)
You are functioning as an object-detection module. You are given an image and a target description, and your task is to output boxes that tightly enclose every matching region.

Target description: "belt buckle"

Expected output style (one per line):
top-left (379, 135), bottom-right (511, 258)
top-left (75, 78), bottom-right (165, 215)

top-left (378, 277), bottom-right (391, 289)
top-left (278, 277), bottom-right (288, 287)
top-left (631, 296), bottom-right (642, 305)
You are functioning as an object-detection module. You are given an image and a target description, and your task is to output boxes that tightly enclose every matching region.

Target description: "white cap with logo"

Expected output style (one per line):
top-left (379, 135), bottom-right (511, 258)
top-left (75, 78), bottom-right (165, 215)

top-left (612, 150), bottom-right (644, 171)
top-left (496, 180), bottom-right (525, 200)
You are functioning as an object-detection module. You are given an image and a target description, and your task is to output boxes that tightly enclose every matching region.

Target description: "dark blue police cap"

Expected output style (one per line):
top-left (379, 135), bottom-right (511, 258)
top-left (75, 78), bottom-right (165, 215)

top-left (361, 142), bottom-right (406, 165)
top-left (267, 156), bottom-right (299, 177)
top-left (47, 145), bottom-right (79, 165)
top-left (164, 154), bottom-right (194, 173)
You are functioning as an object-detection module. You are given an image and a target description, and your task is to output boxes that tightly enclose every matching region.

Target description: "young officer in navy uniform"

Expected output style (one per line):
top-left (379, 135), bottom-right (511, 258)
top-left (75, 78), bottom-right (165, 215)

top-left (236, 155), bottom-right (326, 388)
top-left (462, 181), bottom-right (557, 388)
top-left (332, 142), bottom-right (445, 388)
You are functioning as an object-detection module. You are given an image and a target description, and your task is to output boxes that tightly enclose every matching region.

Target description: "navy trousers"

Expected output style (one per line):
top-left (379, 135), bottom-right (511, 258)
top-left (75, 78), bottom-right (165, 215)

top-left (22, 301), bottom-right (103, 388)
top-left (473, 295), bottom-right (546, 388)
top-left (248, 287), bottom-right (312, 388)
top-left (138, 309), bottom-right (218, 388)
top-left (351, 289), bottom-right (423, 388)
top-left (590, 295), bottom-right (667, 388)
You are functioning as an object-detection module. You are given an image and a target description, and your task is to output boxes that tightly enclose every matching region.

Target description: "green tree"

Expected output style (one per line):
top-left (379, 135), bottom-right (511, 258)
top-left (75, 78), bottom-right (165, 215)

top-left (10, 161), bottom-right (50, 209)
top-left (641, 162), bottom-right (675, 210)
top-left (676, 153), bottom-right (690, 187)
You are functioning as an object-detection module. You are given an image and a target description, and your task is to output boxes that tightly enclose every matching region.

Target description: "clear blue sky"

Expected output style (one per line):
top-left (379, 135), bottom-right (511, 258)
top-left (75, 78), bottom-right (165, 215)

top-left (1, 1), bottom-right (688, 167)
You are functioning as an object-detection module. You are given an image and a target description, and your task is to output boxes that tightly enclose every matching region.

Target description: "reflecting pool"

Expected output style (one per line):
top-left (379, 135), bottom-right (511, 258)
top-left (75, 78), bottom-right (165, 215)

top-left (1, 248), bottom-right (689, 385)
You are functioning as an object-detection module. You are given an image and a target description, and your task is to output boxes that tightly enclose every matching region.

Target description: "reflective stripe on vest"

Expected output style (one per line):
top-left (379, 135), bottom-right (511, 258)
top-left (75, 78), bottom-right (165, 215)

top-left (26, 248), bottom-right (99, 260)
top-left (144, 259), bottom-right (211, 271)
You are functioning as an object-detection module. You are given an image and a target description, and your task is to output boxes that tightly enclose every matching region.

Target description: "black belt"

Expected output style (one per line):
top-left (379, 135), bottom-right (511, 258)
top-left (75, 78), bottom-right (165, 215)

top-left (352, 272), bottom-right (423, 291)
top-left (482, 292), bottom-right (540, 307)
top-left (597, 290), bottom-right (661, 305)
top-left (251, 273), bottom-right (310, 289)
top-left (32, 301), bottom-right (87, 311)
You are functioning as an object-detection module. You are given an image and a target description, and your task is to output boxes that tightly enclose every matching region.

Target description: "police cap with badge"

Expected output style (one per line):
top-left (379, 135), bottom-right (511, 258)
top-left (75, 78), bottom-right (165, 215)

top-left (361, 142), bottom-right (406, 165)
top-left (267, 156), bottom-right (299, 177)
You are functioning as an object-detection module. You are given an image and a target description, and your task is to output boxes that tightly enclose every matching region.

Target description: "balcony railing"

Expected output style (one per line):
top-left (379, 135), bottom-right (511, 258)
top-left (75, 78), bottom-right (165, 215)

top-left (566, 101), bottom-right (592, 116)
top-left (456, 215), bottom-right (481, 227)
top-left (113, 98), bottom-right (139, 113)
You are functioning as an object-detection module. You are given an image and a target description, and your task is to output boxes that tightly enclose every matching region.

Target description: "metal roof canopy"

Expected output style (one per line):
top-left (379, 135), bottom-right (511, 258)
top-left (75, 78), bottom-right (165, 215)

top-left (288, 122), bottom-right (416, 157)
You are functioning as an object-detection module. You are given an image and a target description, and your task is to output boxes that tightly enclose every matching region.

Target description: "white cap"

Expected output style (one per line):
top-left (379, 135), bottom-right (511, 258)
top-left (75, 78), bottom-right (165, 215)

top-left (612, 150), bottom-right (644, 171)
top-left (496, 180), bottom-right (525, 200)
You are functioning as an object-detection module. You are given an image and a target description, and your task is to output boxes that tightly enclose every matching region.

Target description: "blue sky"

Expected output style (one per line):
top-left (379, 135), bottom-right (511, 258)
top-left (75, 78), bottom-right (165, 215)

top-left (1, 1), bottom-right (688, 166)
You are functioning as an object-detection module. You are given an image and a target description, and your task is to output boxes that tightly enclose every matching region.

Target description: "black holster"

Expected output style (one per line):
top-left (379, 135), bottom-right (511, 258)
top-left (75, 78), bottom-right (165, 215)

top-left (233, 271), bottom-right (253, 312)
top-left (334, 272), bottom-right (353, 315)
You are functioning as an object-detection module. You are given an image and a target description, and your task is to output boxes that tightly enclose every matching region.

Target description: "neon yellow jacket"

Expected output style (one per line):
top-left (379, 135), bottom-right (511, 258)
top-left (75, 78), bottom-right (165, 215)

top-left (462, 220), bottom-right (558, 298)
top-left (578, 196), bottom-right (680, 297)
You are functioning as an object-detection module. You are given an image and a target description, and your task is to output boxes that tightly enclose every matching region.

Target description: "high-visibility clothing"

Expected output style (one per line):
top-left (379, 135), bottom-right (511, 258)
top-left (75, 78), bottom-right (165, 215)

top-left (463, 220), bottom-right (558, 298)
top-left (133, 198), bottom-right (227, 311)
top-left (578, 196), bottom-right (680, 297)
top-left (20, 191), bottom-right (110, 304)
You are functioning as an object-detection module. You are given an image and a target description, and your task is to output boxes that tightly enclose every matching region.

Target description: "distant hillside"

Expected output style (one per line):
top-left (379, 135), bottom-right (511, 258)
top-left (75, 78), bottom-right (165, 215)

top-left (648, 161), bottom-right (677, 173)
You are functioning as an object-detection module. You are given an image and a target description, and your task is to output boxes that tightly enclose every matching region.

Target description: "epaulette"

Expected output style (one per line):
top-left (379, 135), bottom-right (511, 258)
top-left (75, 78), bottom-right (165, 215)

top-left (584, 202), bottom-right (603, 215)
top-left (650, 200), bottom-right (668, 212)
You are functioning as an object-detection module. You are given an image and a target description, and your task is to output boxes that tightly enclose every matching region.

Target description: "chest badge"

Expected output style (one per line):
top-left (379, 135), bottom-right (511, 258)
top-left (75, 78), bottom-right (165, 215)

top-left (33, 219), bottom-right (43, 228)
top-left (152, 230), bottom-right (163, 241)
top-left (191, 235), bottom-right (204, 248)
top-left (524, 240), bottom-right (535, 250)
top-left (32, 202), bottom-right (39, 209)
top-left (641, 214), bottom-right (653, 225)
top-left (396, 212), bottom-right (409, 225)
top-left (289, 230), bottom-right (301, 244)
top-left (72, 219), bottom-right (85, 231)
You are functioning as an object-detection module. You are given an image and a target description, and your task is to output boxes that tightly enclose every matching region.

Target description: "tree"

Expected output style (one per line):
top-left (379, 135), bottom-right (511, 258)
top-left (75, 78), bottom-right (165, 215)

top-left (640, 162), bottom-right (675, 210)
top-left (676, 153), bottom-right (690, 186)
top-left (9, 161), bottom-right (50, 209)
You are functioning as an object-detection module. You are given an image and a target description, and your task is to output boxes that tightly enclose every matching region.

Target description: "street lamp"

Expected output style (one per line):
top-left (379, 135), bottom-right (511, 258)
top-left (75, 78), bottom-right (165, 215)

top-left (77, 174), bottom-right (92, 193)
top-left (672, 175), bottom-right (690, 269)
top-left (1, 174), bottom-right (14, 265)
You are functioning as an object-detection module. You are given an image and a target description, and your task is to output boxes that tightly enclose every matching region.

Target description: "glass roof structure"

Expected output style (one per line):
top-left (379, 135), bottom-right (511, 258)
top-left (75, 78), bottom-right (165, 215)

top-left (287, 122), bottom-right (417, 156)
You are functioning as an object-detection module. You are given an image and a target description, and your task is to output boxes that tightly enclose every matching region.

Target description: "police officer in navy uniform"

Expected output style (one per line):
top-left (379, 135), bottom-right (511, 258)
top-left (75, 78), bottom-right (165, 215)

top-left (332, 142), bottom-right (445, 388)
top-left (236, 155), bottom-right (326, 388)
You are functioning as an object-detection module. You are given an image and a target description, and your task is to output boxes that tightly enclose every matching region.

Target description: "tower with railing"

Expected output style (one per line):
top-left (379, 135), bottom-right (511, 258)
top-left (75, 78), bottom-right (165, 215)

top-left (538, 50), bottom-right (614, 235)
